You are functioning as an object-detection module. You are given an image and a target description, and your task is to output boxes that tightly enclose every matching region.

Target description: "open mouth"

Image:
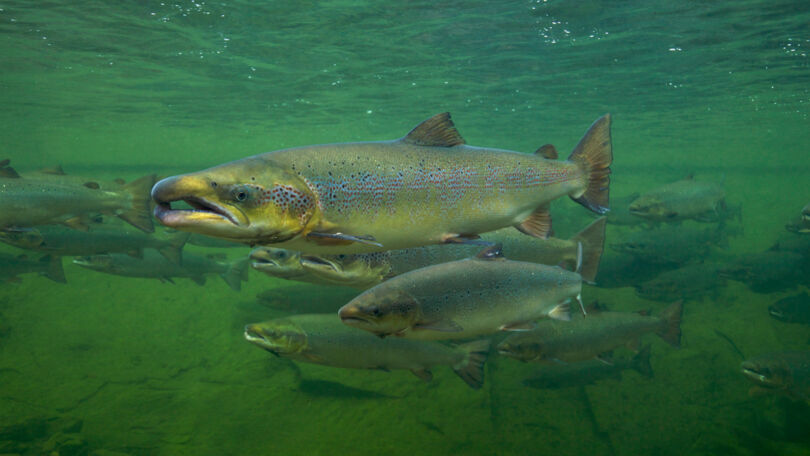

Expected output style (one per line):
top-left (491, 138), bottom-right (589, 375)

top-left (154, 196), bottom-right (239, 226)
top-left (301, 255), bottom-right (339, 272)
top-left (741, 367), bottom-right (769, 383)
top-left (243, 327), bottom-right (266, 344)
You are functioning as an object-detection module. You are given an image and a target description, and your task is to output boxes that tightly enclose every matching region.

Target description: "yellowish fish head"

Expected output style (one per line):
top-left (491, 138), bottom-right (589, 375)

top-left (243, 320), bottom-right (307, 356)
top-left (249, 247), bottom-right (304, 279)
top-left (151, 157), bottom-right (318, 244)
top-left (338, 289), bottom-right (421, 337)
top-left (300, 253), bottom-right (383, 288)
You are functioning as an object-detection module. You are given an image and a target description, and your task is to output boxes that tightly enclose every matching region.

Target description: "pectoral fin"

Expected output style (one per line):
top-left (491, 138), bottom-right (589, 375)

top-left (306, 232), bottom-right (382, 247)
top-left (443, 234), bottom-right (494, 247)
top-left (499, 321), bottom-right (536, 331)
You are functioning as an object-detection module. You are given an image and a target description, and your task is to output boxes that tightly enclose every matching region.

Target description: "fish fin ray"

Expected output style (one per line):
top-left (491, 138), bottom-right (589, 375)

top-left (569, 217), bottom-right (607, 284)
top-left (452, 339), bottom-right (490, 389)
top-left (535, 144), bottom-right (558, 159)
top-left (117, 174), bottom-right (156, 233)
top-left (474, 243), bottom-right (504, 260)
top-left (500, 321), bottom-right (537, 331)
top-left (0, 159), bottom-right (20, 178)
top-left (399, 112), bottom-right (466, 147)
top-left (548, 301), bottom-right (571, 321)
top-left (514, 204), bottom-right (552, 239)
top-left (569, 114), bottom-right (612, 214)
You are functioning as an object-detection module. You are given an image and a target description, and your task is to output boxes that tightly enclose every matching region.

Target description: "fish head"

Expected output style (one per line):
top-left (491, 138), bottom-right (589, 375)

top-left (338, 288), bottom-right (421, 337)
top-left (496, 336), bottom-right (544, 362)
top-left (151, 157), bottom-right (318, 244)
top-left (72, 254), bottom-right (117, 272)
top-left (628, 196), bottom-right (678, 220)
top-left (0, 229), bottom-right (46, 250)
top-left (741, 356), bottom-right (793, 391)
top-left (243, 319), bottom-right (307, 355)
top-left (249, 247), bottom-right (304, 279)
top-left (300, 253), bottom-right (382, 288)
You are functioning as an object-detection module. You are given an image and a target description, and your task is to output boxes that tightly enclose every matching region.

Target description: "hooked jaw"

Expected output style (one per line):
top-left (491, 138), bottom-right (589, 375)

top-left (151, 175), bottom-right (245, 234)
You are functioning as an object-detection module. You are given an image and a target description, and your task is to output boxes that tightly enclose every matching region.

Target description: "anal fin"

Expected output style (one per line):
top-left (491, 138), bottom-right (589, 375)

top-left (514, 204), bottom-right (552, 239)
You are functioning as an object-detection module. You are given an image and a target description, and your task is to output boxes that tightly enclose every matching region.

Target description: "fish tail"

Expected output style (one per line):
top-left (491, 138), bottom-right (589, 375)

top-left (568, 114), bottom-right (612, 214)
top-left (656, 300), bottom-right (683, 348)
top-left (157, 231), bottom-right (190, 265)
top-left (118, 174), bottom-right (157, 233)
top-left (40, 255), bottom-right (66, 284)
top-left (569, 217), bottom-right (607, 284)
top-left (631, 344), bottom-right (654, 378)
top-left (221, 258), bottom-right (250, 291)
top-left (452, 339), bottom-right (490, 389)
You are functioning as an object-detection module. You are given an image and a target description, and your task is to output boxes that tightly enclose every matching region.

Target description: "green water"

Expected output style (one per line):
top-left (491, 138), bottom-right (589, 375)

top-left (1, 0), bottom-right (809, 454)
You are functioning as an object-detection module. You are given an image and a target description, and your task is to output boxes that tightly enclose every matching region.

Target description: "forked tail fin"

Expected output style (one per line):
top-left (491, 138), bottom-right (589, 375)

top-left (221, 258), bottom-right (250, 291)
top-left (569, 114), bottom-right (612, 214)
top-left (452, 339), bottom-right (491, 389)
top-left (118, 174), bottom-right (157, 233)
top-left (570, 217), bottom-right (607, 284)
top-left (656, 300), bottom-right (683, 348)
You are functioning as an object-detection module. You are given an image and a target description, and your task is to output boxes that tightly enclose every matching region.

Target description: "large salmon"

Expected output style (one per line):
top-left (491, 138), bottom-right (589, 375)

top-left (152, 113), bottom-right (611, 253)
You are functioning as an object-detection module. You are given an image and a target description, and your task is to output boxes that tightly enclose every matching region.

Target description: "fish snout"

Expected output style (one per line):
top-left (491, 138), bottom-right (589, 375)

top-left (338, 304), bottom-right (365, 323)
top-left (151, 175), bottom-right (212, 204)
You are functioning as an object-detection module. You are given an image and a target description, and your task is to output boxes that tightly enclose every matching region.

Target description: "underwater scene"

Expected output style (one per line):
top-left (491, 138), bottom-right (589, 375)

top-left (1, 0), bottom-right (810, 455)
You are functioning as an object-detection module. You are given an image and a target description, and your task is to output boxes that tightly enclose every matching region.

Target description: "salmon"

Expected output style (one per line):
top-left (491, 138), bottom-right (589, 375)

top-left (337, 245), bottom-right (578, 341)
top-left (151, 113), bottom-right (611, 253)
top-left (245, 314), bottom-right (490, 389)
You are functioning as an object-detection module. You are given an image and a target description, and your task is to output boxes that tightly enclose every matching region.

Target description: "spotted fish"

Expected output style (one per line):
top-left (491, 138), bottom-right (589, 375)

top-left (151, 113), bottom-right (612, 253)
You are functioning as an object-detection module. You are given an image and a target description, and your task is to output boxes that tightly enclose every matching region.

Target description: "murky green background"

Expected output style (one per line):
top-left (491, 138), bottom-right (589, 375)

top-left (1, 1), bottom-right (809, 455)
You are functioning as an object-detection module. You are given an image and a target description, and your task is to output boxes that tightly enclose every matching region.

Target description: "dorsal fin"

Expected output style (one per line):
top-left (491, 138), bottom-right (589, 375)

top-left (475, 243), bottom-right (504, 260)
top-left (400, 113), bottom-right (466, 147)
top-left (0, 159), bottom-right (20, 178)
top-left (535, 144), bottom-right (558, 159)
top-left (39, 165), bottom-right (66, 175)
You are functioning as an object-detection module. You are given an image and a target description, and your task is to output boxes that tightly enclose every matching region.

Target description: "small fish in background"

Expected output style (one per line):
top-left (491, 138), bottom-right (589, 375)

top-left (0, 225), bottom-right (188, 264)
top-left (73, 250), bottom-right (249, 291)
top-left (719, 250), bottom-right (808, 294)
top-left (151, 113), bottom-right (612, 253)
top-left (250, 247), bottom-right (309, 281)
top-left (0, 160), bottom-right (155, 233)
top-left (741, 352), bottom-right (810, 402)
top-left (338, 245), bottom-right (577, 341)
top-left (768, 292), bottom-right (810, 325)
top-left (295, 217), bottom-right (607, 289)
top-left (0, 253), bottom-right (65, 284)
top-left (785, 203), bottom-right (810, 234)
top-left (497, 301), bottom-right (682, 364)
top-left (522, 344), bottom-right (653, 389)
top-left (610, 223), bottom-right (734, 265)
top-left (635, 263), bottom-right (726, 302)
top-left (628, 175), bottom-right (739, 224)
top-left (604, 192), bottom-right (647, 227)
top-left (244, 314), bottom-right (490, 389)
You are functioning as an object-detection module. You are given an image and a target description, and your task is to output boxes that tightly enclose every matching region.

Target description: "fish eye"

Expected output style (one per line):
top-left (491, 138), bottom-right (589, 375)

top-left (337, 254), bottom-right (346, 260)
top-left (276, 251), bottom-right (287, 259)
top-left (237, 192), bottom-right (247, 201)
top-left (368, 306), bottom-right (381, 317)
